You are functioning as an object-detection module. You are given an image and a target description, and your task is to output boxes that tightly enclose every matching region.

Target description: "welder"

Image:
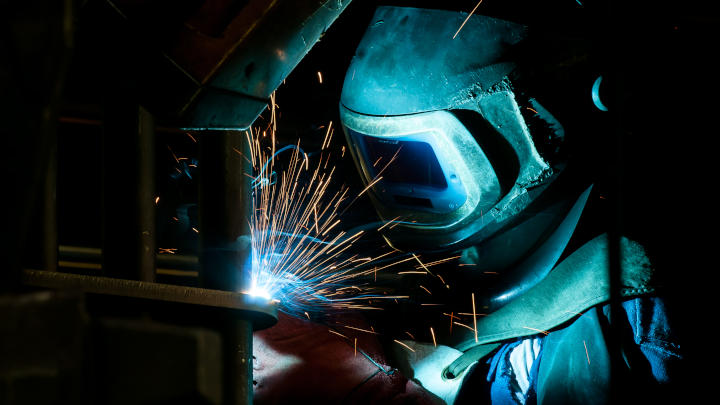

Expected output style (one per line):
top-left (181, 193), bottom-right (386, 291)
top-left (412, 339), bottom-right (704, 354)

top-left (335, 6), bottom-right (682, 405)
top-left (252, 6), bottom-right (682, 405)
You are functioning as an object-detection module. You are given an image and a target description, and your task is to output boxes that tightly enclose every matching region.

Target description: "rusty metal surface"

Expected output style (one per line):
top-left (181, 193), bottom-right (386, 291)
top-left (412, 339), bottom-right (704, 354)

top-left (20, 269), bottom-right (278, 330)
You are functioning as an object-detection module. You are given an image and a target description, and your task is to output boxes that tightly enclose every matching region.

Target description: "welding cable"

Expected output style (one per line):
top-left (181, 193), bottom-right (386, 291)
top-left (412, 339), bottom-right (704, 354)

top-left (252, 144), bottom-right (308, 189)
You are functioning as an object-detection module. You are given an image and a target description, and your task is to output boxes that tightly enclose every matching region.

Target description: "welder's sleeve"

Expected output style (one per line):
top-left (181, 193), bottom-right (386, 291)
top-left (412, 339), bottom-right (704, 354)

top-left (253, 312), bottom-right (444, 405)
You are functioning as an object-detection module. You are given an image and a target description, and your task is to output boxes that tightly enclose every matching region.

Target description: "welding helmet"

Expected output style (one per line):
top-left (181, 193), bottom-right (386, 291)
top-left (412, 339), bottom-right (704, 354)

top-left (340, 6), bottom-right (579, 255)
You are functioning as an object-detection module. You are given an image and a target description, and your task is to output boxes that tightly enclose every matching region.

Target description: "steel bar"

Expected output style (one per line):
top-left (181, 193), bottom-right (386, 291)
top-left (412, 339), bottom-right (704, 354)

top-left (20, 269), bottom-right (278, 330)
top-left (198, 130), bottom-right (252, 292)
top-left (223, 317), bottom-right (254, 405)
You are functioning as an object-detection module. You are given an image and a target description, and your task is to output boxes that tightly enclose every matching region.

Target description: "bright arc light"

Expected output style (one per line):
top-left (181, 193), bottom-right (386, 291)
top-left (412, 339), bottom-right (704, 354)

top-left (243, 93), bottom-right (413, 316)
top-left (247, 284), bottom-right (272, 300)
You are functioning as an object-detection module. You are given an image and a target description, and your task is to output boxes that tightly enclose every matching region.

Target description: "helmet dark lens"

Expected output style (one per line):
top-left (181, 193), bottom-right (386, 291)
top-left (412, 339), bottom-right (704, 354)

top-left (361, 136), bottom-right (447, 189)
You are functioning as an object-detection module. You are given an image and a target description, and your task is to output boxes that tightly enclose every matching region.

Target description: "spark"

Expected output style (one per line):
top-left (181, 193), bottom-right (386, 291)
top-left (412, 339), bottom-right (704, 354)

top-left (354, 338), bottom-right (357, 357)
top-left (328, 329), bottom-right (349, 339)
top-left (357, 176), bottom-right (383, 198)
top-left (246, 98), bottom-right (415, 316)
top-left (430, 327), bottom-right (437, 347)
top-left (419, 285), bottom-right (432, 295)
top-left (412, 254), bottom-right (433, 276)
top-left (186, 132), bottom-right (197, 143)
top-left (317, 71), bottom-right (323, 84)
top-left (415, 255), bottom-right (462, 269)
top-left (522, 326), bottom-right (550, 336)
top-left (339, 324), bottom-right (379, 335)
top-left (472, 293), bottom-right (478, 343)
top-left (453, 0), bottom-right (484, 39)
top-left (584, 340), bottom-right (591, 365)
top-left (167, 145), bottom-right (179, 164)
top-left (405, 331), bottom-right (416, 340)
top-left (320, 121), bottom-right (334, 150)
top-left (393, 339), bottom-right (416, 353)
top-left (453, 321), bottom-right (475, 332)
top-left (340, 146), bottom-right (401, 216)
top-left (378, 216), bottom-right (402, 231)
top-left (447, 312), bottom-right (458, 334)
top-left (154, 196), bottom-right (160, 205)
top-left (233, 147), bottom-right (252, 164)
top-left (388, 221), bottom-right (404, 229)
top-left (564, 310), bottom-right (584, 317)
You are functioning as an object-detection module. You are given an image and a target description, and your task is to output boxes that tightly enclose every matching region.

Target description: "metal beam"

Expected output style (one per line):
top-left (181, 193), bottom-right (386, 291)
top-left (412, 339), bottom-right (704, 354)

top-left (20, 269), bottom-right (278, 330)
top-left (198, 129), bottom-right (254, 405)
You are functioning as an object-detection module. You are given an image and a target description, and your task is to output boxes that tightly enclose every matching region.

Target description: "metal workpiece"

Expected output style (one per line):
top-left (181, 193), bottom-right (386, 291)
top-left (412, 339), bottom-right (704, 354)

top-left (222, 318), bottom-right (254, 405)
top-left (20, 269), bottom-right (278, 331)
top-left (102, 98), bottom-right (156, 282)
top-left (198, 130), bottom-right (253, 293)
top-left (78, 0), bottom-right (352, 129)
top-left (197, 129), bottom-right (255, 405)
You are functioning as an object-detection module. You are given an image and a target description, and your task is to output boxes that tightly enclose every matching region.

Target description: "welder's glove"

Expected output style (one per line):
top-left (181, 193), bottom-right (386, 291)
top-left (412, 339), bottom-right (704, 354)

top-left (253, 312), bottom-right (444, 405)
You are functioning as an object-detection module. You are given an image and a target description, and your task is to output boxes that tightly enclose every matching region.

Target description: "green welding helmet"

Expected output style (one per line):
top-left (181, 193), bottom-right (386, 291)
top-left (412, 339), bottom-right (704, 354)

top-left (340, 6), bottom-right (567, 253)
